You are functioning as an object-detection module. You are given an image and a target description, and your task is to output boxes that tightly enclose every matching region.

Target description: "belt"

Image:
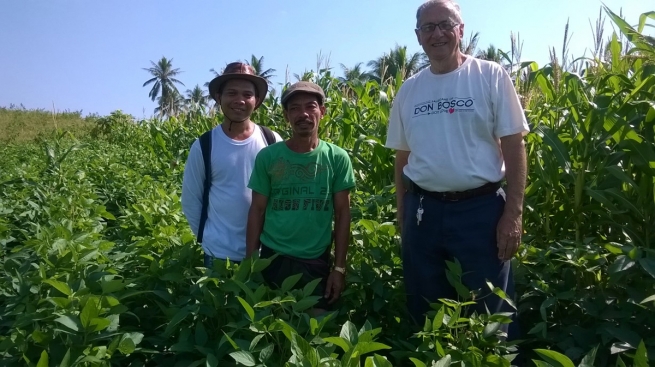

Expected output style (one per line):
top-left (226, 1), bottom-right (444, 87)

top-left (402, 174), bottom-right (502, 202)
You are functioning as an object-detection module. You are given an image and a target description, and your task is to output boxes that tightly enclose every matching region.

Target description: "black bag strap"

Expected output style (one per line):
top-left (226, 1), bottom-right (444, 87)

top-left (197, 130), bottom-right (212, 243)
top-left (260, 125), bottom-right (276, 146)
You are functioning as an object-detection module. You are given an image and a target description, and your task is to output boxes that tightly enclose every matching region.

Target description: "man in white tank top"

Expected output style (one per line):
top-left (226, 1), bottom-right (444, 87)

top-left (181, 62), bottom-right (282, 266)
top-left (385, 0), bottom-right (529, 349)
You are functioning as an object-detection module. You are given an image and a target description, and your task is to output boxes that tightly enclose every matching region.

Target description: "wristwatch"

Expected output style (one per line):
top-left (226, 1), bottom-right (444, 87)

top-left (334, 266), bottom-right (346, 275)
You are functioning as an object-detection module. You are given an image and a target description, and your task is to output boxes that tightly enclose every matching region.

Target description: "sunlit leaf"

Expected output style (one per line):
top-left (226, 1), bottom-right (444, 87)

top-left (324, 337), bottom-right (351, 352)
top-left (118, 336), bottom-right (136, 355)
top-left (55, 316), bottom-right (80, 332)
top-left (36, 351), bottom-right (48, 367)
top-left (534, 349), bottom-right (575, 367)
top-left (578, 345), bottom-right (598, 367)
top-left (229, 351), bottom-right (256, 366)
top-left (259, 344), bottom-right (274, 363)
top-left (236, 296), bottom-right (255, 321)
top-left (608, 255), bottom-right (636, 275)
top-left (432, 355), bottom-right (452, 367)
top-left (205, 353), bottom-right (218, 367)
top-left (43, 280), bottom-right (72, 296)
top-left (634, 340), bottom-right (649, 367)
top-left (364, 354), bottom-right (393, 367)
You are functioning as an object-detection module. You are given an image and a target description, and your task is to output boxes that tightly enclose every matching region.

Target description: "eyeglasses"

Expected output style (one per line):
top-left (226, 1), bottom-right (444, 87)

top-left (416, 21), bottom-right (459, 34)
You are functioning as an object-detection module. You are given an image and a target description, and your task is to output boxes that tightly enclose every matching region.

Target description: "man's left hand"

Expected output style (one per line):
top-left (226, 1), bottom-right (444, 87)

top-left (324, 270), bottom-right (345, 304)
top-left (496, 211), bottom-right (522, 261)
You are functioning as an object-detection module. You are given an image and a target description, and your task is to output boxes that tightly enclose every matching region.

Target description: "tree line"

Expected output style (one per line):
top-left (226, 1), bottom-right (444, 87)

top-left (142, 32), bottom-right (513, 117)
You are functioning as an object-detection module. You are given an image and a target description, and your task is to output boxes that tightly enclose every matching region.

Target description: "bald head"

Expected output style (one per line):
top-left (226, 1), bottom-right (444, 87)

top-left (416, 0), bottom-right (463, 27)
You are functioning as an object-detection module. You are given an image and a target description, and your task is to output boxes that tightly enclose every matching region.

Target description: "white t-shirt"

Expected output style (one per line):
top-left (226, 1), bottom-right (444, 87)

top-left (385, 56), bottom-right (529, 192)
top-left (181, 124), bottom-right (283, 261)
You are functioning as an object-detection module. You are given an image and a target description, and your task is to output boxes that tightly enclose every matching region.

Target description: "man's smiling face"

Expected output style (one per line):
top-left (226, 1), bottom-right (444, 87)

top-left (415, 2), bottom-right (464, 64)
top-left (218, 79), bottom-right (257, 121)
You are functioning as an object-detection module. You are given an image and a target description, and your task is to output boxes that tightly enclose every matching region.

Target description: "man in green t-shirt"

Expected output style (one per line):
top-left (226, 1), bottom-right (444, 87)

top-left (246, 81), bottom-right (356, 312)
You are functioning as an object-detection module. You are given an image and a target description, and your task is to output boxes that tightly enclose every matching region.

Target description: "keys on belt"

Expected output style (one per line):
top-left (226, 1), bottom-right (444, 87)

top-left (416, 195), bottom-right (424, 226)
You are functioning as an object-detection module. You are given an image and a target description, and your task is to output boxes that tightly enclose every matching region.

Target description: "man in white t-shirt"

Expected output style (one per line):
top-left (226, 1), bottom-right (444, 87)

top-left (182, 62), bottom-right (282, 266)
top-left (385, 0), bottom-right (529, 341)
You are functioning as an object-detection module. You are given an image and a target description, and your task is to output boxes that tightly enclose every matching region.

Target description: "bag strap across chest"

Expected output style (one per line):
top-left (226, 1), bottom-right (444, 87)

top-left (197, 125), bottom-right (275, 243)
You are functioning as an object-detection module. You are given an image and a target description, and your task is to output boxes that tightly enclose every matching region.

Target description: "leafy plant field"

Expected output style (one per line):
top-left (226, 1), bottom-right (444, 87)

top-left (1, 8), bottom-right (654, 367)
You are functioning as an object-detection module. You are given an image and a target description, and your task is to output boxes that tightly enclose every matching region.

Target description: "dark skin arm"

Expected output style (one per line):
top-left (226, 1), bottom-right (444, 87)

top-left (245, 191), bottom-right (268, 258)
top-left (497, 133), bottom-right (527, 261)
top-left (394, 150), bottom-right (410, 233)
top-left (324, 189), bottom-right (351, 304)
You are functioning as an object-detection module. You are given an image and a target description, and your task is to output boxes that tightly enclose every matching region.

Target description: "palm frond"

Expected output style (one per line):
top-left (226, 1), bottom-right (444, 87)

top-left (142, 56), bottom-right (185, 102)
top-left (142, 77), bottom-right (158, 87)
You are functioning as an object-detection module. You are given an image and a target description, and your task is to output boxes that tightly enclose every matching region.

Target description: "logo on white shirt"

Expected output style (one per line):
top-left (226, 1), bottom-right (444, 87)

top-left (413, 97), bottom-right (475, 117)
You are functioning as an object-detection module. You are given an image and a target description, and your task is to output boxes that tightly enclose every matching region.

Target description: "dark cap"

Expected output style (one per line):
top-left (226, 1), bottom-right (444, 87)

top-left (280, 81), bottom-right (326, 108)
top-left (207, 62), bottom-right (268, 108)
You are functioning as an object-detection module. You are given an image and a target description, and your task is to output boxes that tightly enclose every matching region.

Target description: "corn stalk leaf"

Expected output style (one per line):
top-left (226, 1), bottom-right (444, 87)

top-left (534, 125), bottom-right (571, 173)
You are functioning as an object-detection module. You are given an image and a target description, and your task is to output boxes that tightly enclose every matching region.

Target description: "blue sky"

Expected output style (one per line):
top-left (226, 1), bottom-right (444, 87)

top-left (0, 0), bottom-right (651, 118)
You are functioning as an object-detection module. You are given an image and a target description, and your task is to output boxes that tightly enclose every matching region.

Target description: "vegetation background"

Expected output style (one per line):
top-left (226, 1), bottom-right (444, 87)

top-left (1, 5), bottom-right (654, 367)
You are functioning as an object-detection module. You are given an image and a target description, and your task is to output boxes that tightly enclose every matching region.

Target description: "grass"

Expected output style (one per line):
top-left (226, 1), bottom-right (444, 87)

top-left (0, 105), bottom-right (96, 144)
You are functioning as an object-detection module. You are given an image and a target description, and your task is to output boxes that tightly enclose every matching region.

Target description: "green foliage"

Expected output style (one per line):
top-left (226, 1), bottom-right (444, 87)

top-left (515, 9), bottom-right (655, 366)
top-left (1, 7), bottom-right (654, 367)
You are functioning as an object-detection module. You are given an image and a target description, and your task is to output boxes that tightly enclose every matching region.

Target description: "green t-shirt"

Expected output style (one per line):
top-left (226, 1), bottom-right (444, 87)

top-left (248, 140), bottom-right (356, 259)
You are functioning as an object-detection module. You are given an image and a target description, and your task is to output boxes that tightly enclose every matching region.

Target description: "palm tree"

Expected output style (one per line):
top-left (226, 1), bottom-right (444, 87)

top-left (185, 85), bottom-right (210, 111)
top-left (142, 57), bottom-right (185, 102)
top-left (476, 45), bottom-right (503, 63)
top-left (460, 31), bottom-right (480, 55)
top-left (338, 62), bottom-right (371, 84)
top-left (418, 53), bottom-right (430, 71)
top-left (337, 62), bottom-right (371, 99)
top-left (367, 45), bottom-right (423, 83)
top-left (247, 55), bottom-right (276, 85)
top-left (203, 68), bottom-right (221, 88)
top-left (293, 70), bottom-right (316, 82)
top-left (154, 88), bottom-right (185, 117)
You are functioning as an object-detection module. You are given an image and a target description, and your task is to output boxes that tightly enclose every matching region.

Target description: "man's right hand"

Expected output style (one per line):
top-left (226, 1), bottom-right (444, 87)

top-left (246, 192), bottom-right (268, 258)
top-left (394, 150), bottom-right (410, 238)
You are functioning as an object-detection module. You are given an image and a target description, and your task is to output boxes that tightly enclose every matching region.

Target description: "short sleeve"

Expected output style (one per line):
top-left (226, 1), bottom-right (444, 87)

top-left (492, 65), bottom-right (530, 138)
top-left (332, 149), bottom-right (356, 193)
top-left (247, 148), bottom-right (271, 196)
top-left (384, 84), bottom-right (410, 151)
